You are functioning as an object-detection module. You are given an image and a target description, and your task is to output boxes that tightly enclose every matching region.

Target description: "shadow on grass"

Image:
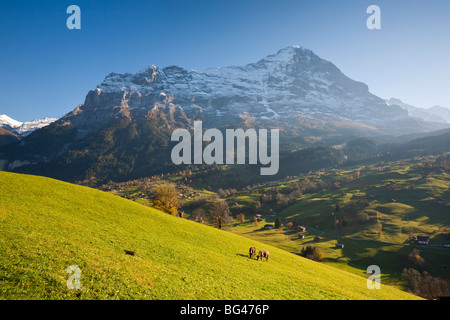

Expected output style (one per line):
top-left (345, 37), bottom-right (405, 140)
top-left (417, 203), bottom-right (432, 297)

top-left (251, 228), bottom-right (269, 233)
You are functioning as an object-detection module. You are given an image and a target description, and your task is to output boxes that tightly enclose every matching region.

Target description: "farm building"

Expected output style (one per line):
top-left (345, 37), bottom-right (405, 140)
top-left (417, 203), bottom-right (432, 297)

top-left (335, 243), bottom-right (344, 249)
top-left (412, 236), bottom-right (430, 245)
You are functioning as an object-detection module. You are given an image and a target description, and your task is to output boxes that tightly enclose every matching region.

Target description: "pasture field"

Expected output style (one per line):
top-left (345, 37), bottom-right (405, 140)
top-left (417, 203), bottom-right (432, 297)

top-left (0, 171), bottom-right (419, 300)
top-left (228, 156), bottom-right (450, 286)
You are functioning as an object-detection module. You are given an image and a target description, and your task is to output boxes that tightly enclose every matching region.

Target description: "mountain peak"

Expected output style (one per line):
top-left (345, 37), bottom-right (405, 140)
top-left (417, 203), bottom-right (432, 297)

top-left (90, 45), bottom-right (410, 125)
top-left (0, 114), bottom-right (23, 128)
top-left (0, 115), bottom-right (57, 137)
top-left (257, 45), bottom-right (317, 65)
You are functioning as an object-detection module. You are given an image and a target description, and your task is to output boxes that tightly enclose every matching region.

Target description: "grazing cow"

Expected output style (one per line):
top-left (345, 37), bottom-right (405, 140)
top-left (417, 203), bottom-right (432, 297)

top-left (257, 249), bottom-right (269, 261)
top-left (124, 249), bottom-right (136, 256)
top-left (249, 246), bottom-right (257, 259)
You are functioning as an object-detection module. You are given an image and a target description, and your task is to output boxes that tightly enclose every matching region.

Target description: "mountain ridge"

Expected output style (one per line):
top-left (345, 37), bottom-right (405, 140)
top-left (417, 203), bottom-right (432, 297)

top-left (386, 98), bottom-right (450, 124)
top-left (0, 114), bottom-right (57, 137)
top-left (94, 46), bottom-right (409, 127)
top-left (1, 45), bottom-right (449, 182)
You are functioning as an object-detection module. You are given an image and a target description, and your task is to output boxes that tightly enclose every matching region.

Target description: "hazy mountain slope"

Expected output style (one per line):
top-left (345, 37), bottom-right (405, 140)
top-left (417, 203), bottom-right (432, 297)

top-left (429, 105), bottom-right (450, 123)
top-left (387, 98), bottom-right (450, 124)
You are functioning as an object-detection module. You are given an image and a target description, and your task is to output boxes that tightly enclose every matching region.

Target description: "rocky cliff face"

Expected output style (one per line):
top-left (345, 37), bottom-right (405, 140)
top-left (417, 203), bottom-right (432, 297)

top-left (78, 46), bottom-right (410, 131)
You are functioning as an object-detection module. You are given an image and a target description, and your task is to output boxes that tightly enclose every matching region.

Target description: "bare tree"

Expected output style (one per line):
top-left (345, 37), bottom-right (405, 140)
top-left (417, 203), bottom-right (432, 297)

top-left (192, 207), bottom-right (207, 223)
top-left (407, 248), bottom-right (426, 271)
top-left (208, 199), bottom-right (232, 229)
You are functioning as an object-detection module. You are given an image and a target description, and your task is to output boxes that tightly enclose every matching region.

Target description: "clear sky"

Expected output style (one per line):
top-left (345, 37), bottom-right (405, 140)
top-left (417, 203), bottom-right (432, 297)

top-left (1, 0), bottom-right (449, 121)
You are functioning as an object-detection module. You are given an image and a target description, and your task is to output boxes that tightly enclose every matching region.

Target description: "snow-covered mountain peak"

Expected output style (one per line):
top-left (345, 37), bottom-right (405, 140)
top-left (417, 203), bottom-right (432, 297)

top-left (253, 45), bottom-right (325, 69)
top-left (0, 114), bottom-right (23, 128)
top-left (86, 45), bottom-right (414, 130)
top-left (265, 45), bottom-right (312, 60)
top-left (0, 115), bottom-right (57, 137)
top-left (98, 45), bottom-right (320, 93)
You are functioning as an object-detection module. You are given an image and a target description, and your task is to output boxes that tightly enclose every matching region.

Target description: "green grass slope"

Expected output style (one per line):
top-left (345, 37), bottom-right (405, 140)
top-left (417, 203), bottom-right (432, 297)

top-left (0, 172), bottom-right (420, 300)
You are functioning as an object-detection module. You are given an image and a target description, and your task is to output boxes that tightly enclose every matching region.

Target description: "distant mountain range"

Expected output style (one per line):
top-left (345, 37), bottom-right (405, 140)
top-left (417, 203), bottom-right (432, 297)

top-left (1, 46), bottom-right (449, 183)
top-left (72, 46), bottom-right (447, 135)
top-left (386, 98), bottom-right (450, 124)
top-left (0, 114), bottom-right (57, 137)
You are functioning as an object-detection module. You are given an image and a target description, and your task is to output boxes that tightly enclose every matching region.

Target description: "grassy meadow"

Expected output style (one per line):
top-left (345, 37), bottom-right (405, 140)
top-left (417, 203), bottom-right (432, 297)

top-left (226, 156), bottom-right (450, 286)
top-left (0, 171), bottom-right (420, 300)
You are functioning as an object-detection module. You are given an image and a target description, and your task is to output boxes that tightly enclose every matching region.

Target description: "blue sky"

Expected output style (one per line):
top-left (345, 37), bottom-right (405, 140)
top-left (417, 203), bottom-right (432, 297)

top-left (1, 0), bottom-right (449, 121)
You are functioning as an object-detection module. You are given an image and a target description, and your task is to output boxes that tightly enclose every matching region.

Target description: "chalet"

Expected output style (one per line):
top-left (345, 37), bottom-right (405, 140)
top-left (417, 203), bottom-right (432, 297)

top-left (412, 236), bottom-right (430, 245)
top-left (335, 243), bottom-right (344, 249)
top-left (298, 234), bottom-right (305, 240)
top-left (255, 214), bottom-right (263, 222)
top-left (264, 224), bottom-right (274, 230)
top-left (296, 226), bottom-right (307, 232)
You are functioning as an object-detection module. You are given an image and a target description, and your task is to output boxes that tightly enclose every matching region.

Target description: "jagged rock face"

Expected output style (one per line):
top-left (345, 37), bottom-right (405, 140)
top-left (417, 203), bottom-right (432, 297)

top-left (87, 46), bottom-right (408, 132)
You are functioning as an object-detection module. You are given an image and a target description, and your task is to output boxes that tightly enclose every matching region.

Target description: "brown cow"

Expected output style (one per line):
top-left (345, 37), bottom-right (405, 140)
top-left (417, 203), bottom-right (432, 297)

top-left (249, 246), bottom-right (257, 259)
top-left (257, 249), bottom-right (269, 261)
